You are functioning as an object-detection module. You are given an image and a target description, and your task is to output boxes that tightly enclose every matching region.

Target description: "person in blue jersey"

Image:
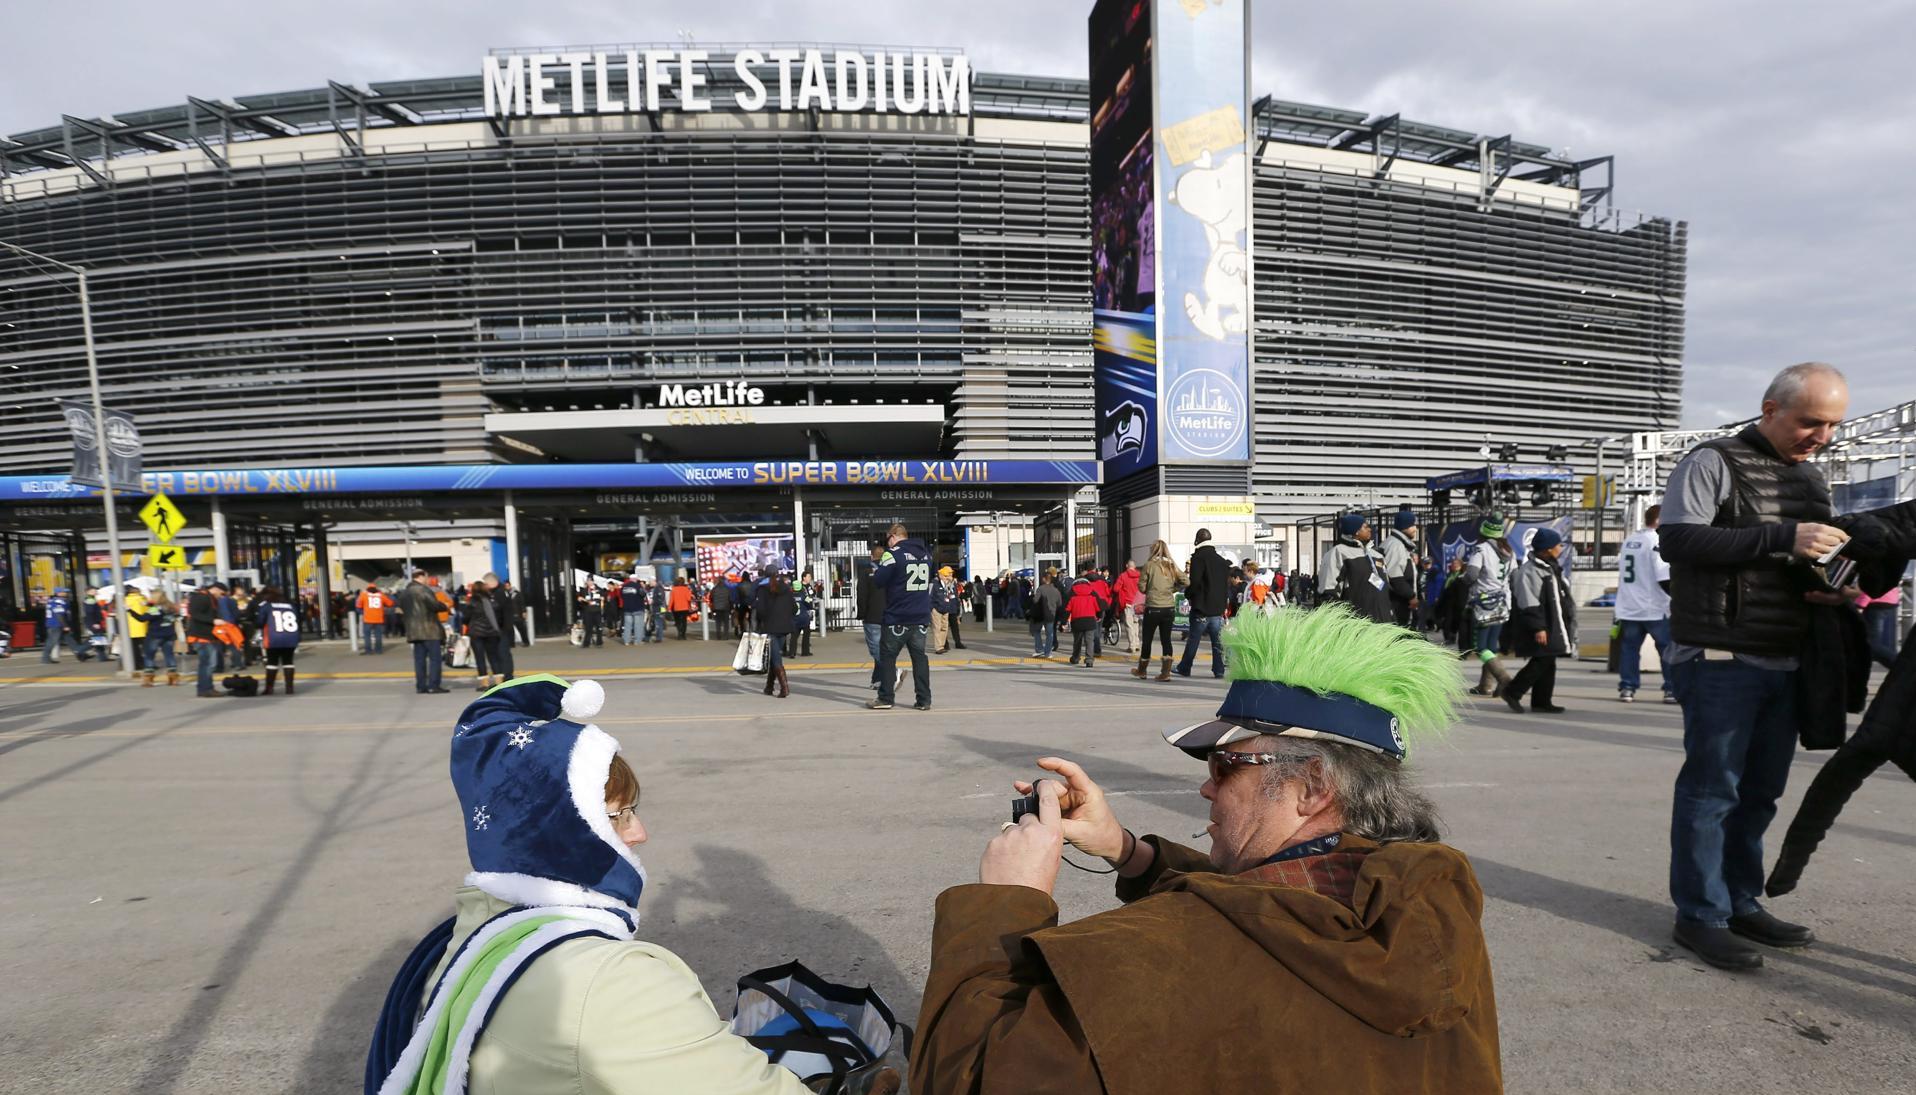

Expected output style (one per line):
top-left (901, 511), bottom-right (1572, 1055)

top-left (868, 522), bottom-right (935, 711)
top-left (256, 585), bottom-right (303, 695)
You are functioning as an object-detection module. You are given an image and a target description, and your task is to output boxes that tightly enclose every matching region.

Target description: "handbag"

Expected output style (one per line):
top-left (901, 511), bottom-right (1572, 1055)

top-left (445, 634), bottom-right (472, 668)
top-left (731, 962), bottom-right (909, 1095)
top-left (568, 622), bottom-right (585, 646)
top-left (733, 632), bottom-right (755, 674)
top-left (745, 632), bottom-right (768, 674)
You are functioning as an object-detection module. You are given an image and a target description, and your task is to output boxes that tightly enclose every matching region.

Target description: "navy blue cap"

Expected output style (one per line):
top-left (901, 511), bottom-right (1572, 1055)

top-left (1532, 528), bottom-right (1563, 551)
top-left (1163, 679), bottom-right (1408, 760)
top-left (1336, 513), bottom-right (1367, 536)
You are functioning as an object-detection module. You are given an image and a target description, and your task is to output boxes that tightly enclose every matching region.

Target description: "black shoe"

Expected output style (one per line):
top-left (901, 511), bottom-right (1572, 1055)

top-left (913, 702), bottom-right (932, 711)
top-left (867, 700), bottom-right (894, 710)
top-left (954, 643), bottom-right (967, 649)
top-left (1728, 909), bottom-right (1815, 948)
top-left (426, 687), bottom-right (450, 694)
top-left (1532, 703), bottom-right (1567, 714)
top-left (1502, 694), bottom-right (1524, 713)
top-left (1173, 668), bottom-right (1191, 678)
top-left (1673, 920), bottom-right (1764, 971)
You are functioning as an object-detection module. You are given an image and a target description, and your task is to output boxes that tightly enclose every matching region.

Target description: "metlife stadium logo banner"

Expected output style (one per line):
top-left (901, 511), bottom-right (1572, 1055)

top-left (1089, 0), bottom-right (1251, 479)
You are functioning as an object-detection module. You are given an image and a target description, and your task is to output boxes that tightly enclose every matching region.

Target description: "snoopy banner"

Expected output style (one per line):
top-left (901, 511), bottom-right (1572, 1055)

top-left (1090, 0), bottom-right (1251, 475)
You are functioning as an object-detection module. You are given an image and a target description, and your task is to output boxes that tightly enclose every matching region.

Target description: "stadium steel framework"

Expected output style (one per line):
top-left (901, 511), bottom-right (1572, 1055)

top-left (0, 47), bottom-right (1686, 530)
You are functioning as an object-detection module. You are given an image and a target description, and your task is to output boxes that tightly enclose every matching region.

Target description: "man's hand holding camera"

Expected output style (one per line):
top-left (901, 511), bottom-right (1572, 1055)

top-left (981, 757), bottom-right (1154, 895)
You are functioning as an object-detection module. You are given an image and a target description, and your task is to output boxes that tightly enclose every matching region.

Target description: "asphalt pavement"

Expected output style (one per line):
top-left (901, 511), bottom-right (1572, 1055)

top-left (1, 626), bottom-right (1910, 1092)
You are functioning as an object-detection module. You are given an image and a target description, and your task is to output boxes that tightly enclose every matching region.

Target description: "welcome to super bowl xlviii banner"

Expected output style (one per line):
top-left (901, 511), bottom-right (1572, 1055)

top-left (1090, 0), bottom-right (1252, 483)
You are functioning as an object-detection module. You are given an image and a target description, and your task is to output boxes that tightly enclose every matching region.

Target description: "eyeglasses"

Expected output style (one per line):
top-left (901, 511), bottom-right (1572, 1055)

top-left (606, 804), bottom-right (641, 826)
top-left (1206, 749), bottom-right (1308, 784)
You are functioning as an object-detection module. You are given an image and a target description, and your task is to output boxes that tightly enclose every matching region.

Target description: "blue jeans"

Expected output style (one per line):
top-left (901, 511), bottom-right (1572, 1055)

top-left (1475, 621), bottom-right (1504, 656)
top-left (647, 610), bottom-right (665, 642)
top-left (1864, 603), bottom-right (1900, 669)
top-left (143, 632), bottom-right (178, 671)
top-left (1176, 614), bottom-right (1226, 677)
top-left (41, 624), bottom-right (65, 662)
top-left (864, 622), bottom-right (884, 685)
top-left (1668, 657), bottom-right (1798, 926)
top-left (362, 618), bottom-right (384, 654)
top-left (878, 623), bottom-right (931, 706)
top-left (1030, 619), bottom-right (1053, 656)
top-left (1617, 616), bottom-right (1673, 694)
top-left (621, 611), bottom-right (644, 644)
top-left (194, 641), bottom-right (215, 693)
top-left (412, 639), bottom-right (443, 691)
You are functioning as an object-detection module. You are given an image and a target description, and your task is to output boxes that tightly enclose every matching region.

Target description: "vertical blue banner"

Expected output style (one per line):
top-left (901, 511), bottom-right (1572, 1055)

top-left (1152, 0), bottom-right (1251, 463)
top-left (1090, 0), bottom-right (1160, 484)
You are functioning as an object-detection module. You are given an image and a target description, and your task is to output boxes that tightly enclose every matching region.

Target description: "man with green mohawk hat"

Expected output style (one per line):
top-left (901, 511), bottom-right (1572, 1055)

top-left (915, 605), bottom-right (1503, 1094)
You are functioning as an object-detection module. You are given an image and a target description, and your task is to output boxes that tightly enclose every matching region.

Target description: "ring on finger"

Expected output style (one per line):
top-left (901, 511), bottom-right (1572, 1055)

top-left (999, 821), bottom-right (1017, 832)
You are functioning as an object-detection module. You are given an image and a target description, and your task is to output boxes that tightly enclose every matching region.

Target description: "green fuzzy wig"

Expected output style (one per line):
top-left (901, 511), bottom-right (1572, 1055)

top-left (1220, 605), bottom-right (1465, 746)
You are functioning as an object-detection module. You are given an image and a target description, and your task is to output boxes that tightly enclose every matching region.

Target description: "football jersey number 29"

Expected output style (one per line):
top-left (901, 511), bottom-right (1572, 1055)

top-left (905, 563), bottom-right (931, 591)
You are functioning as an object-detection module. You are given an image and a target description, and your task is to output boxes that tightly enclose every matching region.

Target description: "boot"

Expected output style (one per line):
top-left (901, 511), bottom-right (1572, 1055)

top-left (284, 668), bottom-right (296, 696)
top-left (141, 671), bottom-right (156, 687)
top-left (1767, 744), bottom-right (1885, 896)
top-left (167, 670), bottom-right (180, 687)
top-left (1132, 657), bottom-right (1148, 679)
top-left (1472, 663), bottom-right (1496, 696)
top-left (763, 670), bottom-right (777, 695)
top-left (1083, 652), bottom-right (1096, 669)
top-left (775, 665), bottom-right (790, 699)
top-left (1156, 658), bottom-right (1173, 682)
top-left (1486, 658), bottom-right (1514, 695)
top-left (264, 669), bottom-right (278, 695)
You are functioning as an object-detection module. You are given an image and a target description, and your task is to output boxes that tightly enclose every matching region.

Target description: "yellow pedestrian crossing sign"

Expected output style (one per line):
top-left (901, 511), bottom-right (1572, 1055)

top-left (147, 544), bottom-right (191, 570)
top-left (139, 492), bottom-right (187, 543)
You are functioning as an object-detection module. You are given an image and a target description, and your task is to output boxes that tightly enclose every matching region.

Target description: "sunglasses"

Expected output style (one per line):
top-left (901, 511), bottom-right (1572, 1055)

top-left (1206, 749), bottom-right (1307, 783)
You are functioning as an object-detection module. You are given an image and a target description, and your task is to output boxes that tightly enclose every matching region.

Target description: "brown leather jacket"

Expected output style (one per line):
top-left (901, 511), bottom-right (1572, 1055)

top-left (915, 834), bottom-right (1502, 1094)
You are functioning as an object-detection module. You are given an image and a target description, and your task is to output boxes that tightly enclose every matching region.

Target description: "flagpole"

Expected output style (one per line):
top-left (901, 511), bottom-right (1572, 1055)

top-left (2, 241), bottom-right (135, 676)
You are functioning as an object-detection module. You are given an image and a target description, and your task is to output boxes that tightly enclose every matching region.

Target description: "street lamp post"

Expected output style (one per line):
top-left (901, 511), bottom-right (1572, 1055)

top-left (1, 241), bottom-right (136, 675)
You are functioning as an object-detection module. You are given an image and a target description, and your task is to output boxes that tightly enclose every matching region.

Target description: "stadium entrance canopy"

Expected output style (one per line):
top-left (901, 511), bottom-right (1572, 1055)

top-left (0, 459), bottom-right (1101, 632)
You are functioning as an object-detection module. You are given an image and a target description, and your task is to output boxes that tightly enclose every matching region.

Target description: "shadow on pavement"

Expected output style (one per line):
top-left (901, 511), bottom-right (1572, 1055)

top-left (1470, 857), bottom-right (1916, 1013)
top-left (646, 843), bottom-right (914, 1020)
top-left (289, 932), bottom-right (419, 1094)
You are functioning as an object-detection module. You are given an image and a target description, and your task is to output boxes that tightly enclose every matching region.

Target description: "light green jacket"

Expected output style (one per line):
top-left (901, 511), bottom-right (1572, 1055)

top-left (421, 887), bottom-right (809, 1095)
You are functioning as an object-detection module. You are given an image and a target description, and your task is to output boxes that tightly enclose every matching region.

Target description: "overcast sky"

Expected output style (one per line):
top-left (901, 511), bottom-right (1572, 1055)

top-left (6, 0), bottom-right (1910, 429)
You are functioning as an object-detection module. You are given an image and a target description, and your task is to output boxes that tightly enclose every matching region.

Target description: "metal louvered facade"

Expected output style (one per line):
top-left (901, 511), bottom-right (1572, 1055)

top-left (1, 57), bottom-right (1685, 529)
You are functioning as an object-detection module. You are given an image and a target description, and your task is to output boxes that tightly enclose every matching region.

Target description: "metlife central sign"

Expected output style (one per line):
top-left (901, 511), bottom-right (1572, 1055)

top-left (482, 47), bottom-right (971, 118)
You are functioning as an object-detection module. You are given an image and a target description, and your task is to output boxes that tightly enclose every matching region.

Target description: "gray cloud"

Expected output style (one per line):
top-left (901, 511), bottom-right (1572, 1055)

top-left (5, 0), bottom-right (1909, 427)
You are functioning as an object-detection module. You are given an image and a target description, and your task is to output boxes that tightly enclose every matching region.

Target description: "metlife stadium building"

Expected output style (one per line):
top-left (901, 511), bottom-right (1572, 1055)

top-left (0, 37), bottom-right (1685, 627)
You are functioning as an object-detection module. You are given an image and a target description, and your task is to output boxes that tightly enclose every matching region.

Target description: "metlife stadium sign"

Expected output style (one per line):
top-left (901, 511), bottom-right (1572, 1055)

top-left (482, 47), bottom-right (972, 118)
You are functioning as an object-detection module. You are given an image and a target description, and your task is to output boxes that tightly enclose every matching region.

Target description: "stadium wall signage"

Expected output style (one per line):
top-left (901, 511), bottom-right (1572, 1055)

top-left (482, 48), bottom-right (972, 118)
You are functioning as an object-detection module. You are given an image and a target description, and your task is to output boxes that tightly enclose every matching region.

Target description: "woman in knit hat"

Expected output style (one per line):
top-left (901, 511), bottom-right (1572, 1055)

top-left (1501, 528), bottom-right (1576, 713)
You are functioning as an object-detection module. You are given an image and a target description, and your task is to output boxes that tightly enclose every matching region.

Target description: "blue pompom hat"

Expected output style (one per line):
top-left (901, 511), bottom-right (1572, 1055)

top-left (1336, 512), bottom-right (1368, 536)
top-left (450, 673), bottom-right (646, 913)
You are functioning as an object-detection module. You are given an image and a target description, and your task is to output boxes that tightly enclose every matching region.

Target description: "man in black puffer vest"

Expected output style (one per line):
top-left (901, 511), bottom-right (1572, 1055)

top-left (1660, 362), bottom-right (1852, 972)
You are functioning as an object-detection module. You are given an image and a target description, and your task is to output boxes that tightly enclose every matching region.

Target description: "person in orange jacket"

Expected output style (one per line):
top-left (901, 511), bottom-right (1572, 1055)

top-left (667, 576), bottom-right (694, 640)
top-left (356, 583), bottom-right (389, 655)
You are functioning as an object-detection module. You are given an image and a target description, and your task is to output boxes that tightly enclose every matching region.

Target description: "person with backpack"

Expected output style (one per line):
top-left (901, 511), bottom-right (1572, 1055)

top-left (367, 676), bottom-right (815, 1095)
top-left (256, 585), bottom-right (302, 695)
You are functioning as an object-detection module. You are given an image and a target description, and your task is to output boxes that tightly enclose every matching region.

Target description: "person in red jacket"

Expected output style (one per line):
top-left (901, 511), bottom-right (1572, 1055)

top-left (1111, 560), bottom-right (1142, 653)
top-left (1086, 566), bottom-right (1115, 659)
top-left (1065, 570), bottom-right (1108, 669)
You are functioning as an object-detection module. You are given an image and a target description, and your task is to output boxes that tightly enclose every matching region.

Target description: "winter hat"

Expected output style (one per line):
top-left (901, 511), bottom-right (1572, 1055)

top-left (1531, 528), bottom-right (1563, 552)
top-left (1478, 514), bottom-right (1507, 539)
top-left (450, 673), bottom-right (646, 912)
top-left (1164, 605), bottom-right (1464, 761)
top-left (1336, 512), bottom-right (1368, 536)
top-left (1393, 507), bottom-right (1417, 531)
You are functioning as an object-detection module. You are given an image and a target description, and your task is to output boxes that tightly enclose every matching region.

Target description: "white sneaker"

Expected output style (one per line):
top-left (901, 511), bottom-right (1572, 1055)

top-left (1619, 690), bottom-right (1636, 703)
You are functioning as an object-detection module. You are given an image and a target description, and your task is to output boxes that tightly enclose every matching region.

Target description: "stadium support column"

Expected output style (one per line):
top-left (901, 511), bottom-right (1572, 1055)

top-left (314, 524), bottom-right (333, 637)
top-left (211, 496), bottom-right (230, 584)
top-left (504, 490), bottom-right (531, 642)
top-left (1065, 494), bottom-right (1079, 570)
top-left (794, 486), bottom-right (807, 581)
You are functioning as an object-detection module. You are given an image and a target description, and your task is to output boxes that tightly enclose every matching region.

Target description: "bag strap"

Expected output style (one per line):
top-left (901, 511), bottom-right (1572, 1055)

top-left (737, 975), bottom-right (878, 1092)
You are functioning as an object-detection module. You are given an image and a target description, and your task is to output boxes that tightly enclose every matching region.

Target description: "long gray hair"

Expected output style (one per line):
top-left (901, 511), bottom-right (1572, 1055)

top-left (1259, 737), bottom-right (1443, 844)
